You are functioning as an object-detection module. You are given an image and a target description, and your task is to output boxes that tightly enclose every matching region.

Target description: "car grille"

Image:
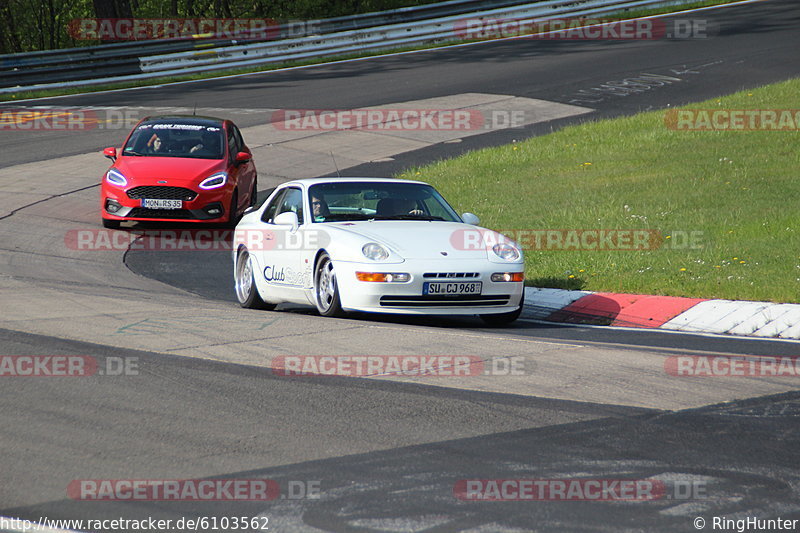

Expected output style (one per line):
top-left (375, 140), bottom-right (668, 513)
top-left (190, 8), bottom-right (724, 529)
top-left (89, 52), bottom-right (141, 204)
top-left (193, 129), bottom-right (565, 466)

top-left (127, 208), bottom-right (196, 219)
top-left (379, 295), bottom-right (510, 307)
top-left (127, 186), bottom-right (197, 201)
top-left (423, 272), bottom-right (480, 279)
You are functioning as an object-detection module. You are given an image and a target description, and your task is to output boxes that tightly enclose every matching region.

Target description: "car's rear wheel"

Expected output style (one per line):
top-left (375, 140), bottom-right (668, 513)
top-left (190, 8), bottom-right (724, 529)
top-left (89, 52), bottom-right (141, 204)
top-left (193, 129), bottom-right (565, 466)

top-left (234, 248), bottom-right (276, 310)
top-left (314, 252), bottom-right (344, 317)
top-left (480, 294), bottom-right (523, 326)
top-left (102, 218), bottom-right (120, 229)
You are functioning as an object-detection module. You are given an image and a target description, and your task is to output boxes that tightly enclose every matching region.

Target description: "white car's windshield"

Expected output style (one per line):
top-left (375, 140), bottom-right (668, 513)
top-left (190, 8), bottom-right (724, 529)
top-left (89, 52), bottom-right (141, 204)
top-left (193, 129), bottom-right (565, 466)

top-left (308, 182), bottom-right (461, 223)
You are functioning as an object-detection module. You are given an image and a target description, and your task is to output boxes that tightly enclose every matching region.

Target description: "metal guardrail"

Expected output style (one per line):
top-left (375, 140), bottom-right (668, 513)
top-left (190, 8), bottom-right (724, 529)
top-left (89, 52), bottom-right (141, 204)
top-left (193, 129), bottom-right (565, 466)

top-left (0, 39), bottom-right (243, 87)
top-left (0, 0), bottom-right (526, 87)
top-left (0, 0), bottom-right (701, 95)
top-left (137, 0), bottom-right (696, 74)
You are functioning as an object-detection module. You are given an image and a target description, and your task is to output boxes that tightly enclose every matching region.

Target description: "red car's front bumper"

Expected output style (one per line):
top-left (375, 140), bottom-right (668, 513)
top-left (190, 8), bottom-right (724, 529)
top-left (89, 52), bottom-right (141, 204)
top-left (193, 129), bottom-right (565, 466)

top-left (101, 184), bottom-right (232, 223)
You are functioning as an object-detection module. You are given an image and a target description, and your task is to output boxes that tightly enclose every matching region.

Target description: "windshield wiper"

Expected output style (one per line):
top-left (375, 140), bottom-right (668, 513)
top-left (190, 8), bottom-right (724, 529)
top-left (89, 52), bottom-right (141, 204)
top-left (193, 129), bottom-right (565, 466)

top-left (372, 215), bottom-right (445, 221)
top-left (323, 213), bottom-right (373, 222)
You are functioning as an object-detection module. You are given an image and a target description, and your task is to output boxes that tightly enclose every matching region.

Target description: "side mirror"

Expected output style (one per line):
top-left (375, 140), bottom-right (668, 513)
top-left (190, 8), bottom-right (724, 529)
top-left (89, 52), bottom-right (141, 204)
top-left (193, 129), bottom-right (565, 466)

top-left (273, 211), bottom-right (299, 232)
top-left (103, 147), bottom-right (117, 161)
top-left (461, 212), bottom-right (480, 226)
top-left (235, 151), bottom-right (251, 165)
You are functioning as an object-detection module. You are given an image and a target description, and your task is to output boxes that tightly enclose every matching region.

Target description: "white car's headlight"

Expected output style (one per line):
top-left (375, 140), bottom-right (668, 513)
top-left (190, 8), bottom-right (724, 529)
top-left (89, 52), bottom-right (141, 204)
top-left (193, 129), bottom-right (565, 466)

top-left (362, 243), bottom-right (389, 261)
top-left (105, 169), bottom-right (127, 187)
top-left (199, 172), bottom-right (227, 190)
top-left (492, 242), bottom-right (521, 261)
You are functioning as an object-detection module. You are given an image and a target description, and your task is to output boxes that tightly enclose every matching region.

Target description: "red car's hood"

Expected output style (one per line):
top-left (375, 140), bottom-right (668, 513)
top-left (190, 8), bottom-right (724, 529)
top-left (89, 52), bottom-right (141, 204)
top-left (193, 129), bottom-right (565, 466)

top-left (115, 156), bottom-right (224, 186)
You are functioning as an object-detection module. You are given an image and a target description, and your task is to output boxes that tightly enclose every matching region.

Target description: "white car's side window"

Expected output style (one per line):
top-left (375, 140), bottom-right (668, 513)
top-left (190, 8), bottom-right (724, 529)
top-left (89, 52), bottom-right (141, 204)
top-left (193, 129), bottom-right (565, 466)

top-left (261, 189), bottom-right (287, 223)
top-left (276, 188), bottom-right (305, 224)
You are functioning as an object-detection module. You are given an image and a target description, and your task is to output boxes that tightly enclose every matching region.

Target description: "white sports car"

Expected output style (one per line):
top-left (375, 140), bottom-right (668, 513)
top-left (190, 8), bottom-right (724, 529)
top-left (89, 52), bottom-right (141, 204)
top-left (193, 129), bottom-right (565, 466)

top-left (232, 178), bottom-right (525, 325)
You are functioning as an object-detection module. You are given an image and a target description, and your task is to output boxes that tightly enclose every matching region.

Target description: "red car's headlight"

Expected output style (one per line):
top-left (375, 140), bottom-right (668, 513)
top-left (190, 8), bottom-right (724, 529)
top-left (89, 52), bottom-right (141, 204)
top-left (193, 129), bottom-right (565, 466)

top-left (105, 169), bottom-right (127, 187)
top-left (199, 172), bottom-right (227, 190)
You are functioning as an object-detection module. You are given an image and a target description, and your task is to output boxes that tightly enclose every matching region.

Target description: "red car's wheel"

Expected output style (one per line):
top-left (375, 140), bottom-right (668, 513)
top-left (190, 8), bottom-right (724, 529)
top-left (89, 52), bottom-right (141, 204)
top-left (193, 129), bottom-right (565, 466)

top-left (227, 189), bottom-right (239, 227)
top-left (249, 179), bottom-right (258, 207)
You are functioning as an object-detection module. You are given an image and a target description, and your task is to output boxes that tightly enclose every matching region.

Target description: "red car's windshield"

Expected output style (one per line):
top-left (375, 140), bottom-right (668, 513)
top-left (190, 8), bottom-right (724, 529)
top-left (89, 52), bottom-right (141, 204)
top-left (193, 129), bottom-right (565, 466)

top-left (122, 122), bottom-right (225, 160)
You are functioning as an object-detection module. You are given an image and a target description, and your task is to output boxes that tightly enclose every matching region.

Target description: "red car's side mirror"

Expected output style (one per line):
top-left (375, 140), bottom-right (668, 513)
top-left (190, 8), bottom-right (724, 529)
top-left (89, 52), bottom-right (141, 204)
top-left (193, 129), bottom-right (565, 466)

top-left (235, 151), bottom-right (251, 164)
top-left (103, 147), bottom-right (117, 161)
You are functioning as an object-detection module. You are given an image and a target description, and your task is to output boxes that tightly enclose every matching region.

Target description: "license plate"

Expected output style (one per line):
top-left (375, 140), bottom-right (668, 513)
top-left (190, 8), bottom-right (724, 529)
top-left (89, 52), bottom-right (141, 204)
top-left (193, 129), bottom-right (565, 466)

top-left (142, 199), bottom-right (182, 209)
top-left (423, 281), bottom-right (482, 295)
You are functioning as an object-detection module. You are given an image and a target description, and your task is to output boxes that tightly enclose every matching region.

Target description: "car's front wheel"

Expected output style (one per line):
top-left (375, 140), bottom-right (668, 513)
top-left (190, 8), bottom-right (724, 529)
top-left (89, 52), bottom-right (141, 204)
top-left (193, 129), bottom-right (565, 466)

top-left (314, 252), bottom-right (345, 317)
top-left (102, 218), bottom-right (120, 229)
top-left (226, 189), bottom-right (240, 227)
top-left (249, 179), bottom-right (258, 207)
top-left (234, 248), bottom-right (276, 310)
top-left (480, 294), bottom-right (523, 326)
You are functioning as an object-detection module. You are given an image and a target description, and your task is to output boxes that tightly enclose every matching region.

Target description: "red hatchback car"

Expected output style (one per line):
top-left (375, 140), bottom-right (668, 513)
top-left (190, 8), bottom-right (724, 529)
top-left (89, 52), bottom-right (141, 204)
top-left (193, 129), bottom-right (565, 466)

top-left (100, 115), bottom-right (257, 228)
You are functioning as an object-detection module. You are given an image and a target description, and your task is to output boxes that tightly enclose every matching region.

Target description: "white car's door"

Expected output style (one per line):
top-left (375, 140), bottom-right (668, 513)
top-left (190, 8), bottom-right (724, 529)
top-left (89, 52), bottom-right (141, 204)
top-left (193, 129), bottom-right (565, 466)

top-left (258, 187), bottom-right (310, 302)
top-left (249, 187), bottom-right (291, 302)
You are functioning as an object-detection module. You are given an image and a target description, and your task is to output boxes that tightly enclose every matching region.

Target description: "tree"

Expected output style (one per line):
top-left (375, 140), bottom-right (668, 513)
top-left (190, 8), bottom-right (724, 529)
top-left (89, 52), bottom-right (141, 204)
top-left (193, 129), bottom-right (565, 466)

top-left (92, 0), bottom-right (133, 18)
top-left (0, 2), bottom-right (23, 53)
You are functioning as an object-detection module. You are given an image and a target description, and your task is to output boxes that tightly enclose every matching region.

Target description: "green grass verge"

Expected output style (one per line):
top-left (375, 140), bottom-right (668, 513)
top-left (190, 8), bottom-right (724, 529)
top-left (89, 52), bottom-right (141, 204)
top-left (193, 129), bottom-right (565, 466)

top-left (1, 0), bottom-right (744, 102)
top-left (398, 78), bottom-right (800, 303)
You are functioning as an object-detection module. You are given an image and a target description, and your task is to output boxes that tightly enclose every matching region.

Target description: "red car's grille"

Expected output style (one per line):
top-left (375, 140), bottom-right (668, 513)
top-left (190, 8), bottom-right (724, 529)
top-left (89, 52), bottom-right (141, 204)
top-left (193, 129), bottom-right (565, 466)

top-left (127, 186), bottom-right (197, 201)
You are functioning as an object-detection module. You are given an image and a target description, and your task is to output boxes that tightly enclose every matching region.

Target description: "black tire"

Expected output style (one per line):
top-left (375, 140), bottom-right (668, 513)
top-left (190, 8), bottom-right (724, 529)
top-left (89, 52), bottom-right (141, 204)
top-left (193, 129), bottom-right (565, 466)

top-left (102, 218), bottom-right (121, 229)
top-left (226, 189), bottom-right (240, 227)
top-left (480, 294), bottom-right (523, 326)
top-left (314, 252), bottom-right (345, 317)
top-left (249, 178), bottom-right (258, 207)
top-left (234, 248), bottom-right (276, 310)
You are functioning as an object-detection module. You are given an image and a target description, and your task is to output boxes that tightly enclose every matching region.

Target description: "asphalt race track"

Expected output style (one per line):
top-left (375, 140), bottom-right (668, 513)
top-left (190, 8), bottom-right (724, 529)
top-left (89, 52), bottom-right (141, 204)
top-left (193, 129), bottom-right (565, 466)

top-left (1, 1), bottom-right (799, 531)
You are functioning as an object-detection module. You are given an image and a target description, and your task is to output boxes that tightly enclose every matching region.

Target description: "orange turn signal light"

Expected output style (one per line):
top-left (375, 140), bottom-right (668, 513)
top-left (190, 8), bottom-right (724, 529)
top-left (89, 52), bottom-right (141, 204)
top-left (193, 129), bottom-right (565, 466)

top-left (491, 272), bottom-right (525, 282)
top-left (355, 272), bottom-right (411, 283)
top-left (356, 272), bottom-right (388, 282)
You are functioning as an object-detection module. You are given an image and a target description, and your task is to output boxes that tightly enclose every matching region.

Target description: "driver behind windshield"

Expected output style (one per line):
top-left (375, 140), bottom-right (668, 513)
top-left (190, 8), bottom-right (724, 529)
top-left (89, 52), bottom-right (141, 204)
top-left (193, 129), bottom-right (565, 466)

top-left (147, 134), bottom-right (164, 153)
top-left (392, 198), bottom-right (424, 216)
top-left (376, 197), bottom-right (424, 217)
top-left (311, 194), bottom-right (330, 221)
top-left (189, 131), bottom-right (221, 156)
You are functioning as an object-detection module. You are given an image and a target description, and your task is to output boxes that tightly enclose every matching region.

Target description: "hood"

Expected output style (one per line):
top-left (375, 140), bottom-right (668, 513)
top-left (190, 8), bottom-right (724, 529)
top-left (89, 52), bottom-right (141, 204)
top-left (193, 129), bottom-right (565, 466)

top-left (328, 220), bottom-right (496, 260)
top-left (115, 156), bottom-right (224, 186)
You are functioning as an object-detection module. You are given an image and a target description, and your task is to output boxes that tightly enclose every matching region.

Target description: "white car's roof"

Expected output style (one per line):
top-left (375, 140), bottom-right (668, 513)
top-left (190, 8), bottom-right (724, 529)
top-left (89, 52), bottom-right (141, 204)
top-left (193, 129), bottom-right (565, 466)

top-left (279, 177), bottom-right (429, 188)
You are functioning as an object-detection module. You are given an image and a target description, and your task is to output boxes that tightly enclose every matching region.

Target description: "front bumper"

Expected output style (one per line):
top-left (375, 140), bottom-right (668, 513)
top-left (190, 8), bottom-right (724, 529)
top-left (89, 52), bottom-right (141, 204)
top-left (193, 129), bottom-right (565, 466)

top-left (334, 259), bottom-right (524, 315)
top-left (101, 186), bottom-right (229, 222)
